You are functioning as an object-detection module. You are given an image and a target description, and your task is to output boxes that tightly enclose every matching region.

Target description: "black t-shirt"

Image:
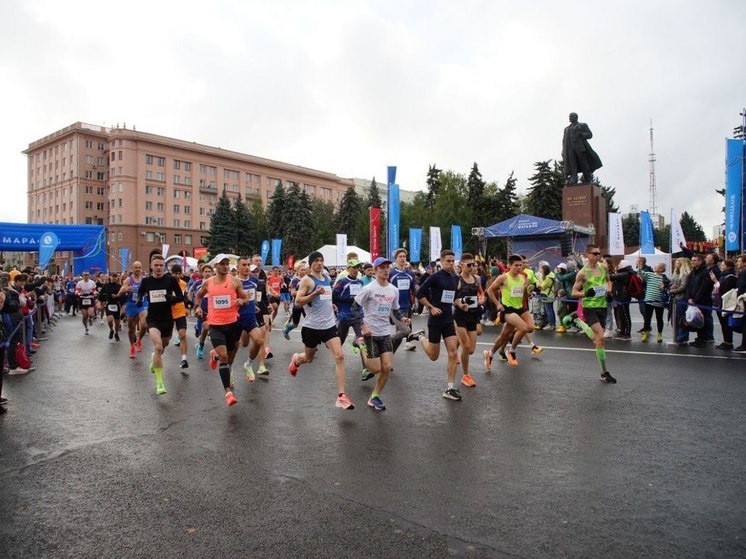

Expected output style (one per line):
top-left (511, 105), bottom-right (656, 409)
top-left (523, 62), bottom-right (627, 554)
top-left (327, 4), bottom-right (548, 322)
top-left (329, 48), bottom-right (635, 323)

top-left (99, 282), bottom-right (123, 304)
top-left (137, 275), bottom-right (183, 321)
top-left (416, 269), bottom-right (459, 326)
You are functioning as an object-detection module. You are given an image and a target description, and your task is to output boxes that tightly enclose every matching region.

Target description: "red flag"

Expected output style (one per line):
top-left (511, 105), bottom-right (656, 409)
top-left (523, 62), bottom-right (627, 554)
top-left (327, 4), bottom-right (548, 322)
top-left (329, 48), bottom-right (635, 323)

top-left (287, 255), bottom-right (295, 270)
top-left (370, 208), bottom-right (381, 261)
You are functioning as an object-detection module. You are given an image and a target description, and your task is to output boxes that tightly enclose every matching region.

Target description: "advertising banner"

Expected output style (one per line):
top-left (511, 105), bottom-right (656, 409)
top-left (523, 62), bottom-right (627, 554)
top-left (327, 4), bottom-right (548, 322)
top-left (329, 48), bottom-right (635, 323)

top-left (409, 228), bottom-right (422, 263)
top-left (336, 234), bottom-right (347, 266)
top-left (607, 212), bottom-right (624, 255)
top-left (370, 208), bottom-right (381, 261)
top-left (640, 211), bottom-right (655, 254)
top-left (451, 225), bottom-right (463, 260)
top-left (725, 139), bottom-right (744, 251)
top-left (671, 209), bottom-right (687, 252)
top-left (429, 226), bottom-right (442, 263)
top-left (271, 239), bottom-right (282, 266)
top-left (38, 232), bottom-right (59, 270)
top-left (260, 240), bottom-right (270, 265)
top-left (388, 184), bottom-right (400, 259)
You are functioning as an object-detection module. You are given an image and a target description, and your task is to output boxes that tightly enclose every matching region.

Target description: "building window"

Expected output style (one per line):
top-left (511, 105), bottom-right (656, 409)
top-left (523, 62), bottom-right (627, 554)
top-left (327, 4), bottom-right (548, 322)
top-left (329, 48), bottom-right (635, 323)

top-left (157, 233), bottom-right (166, 244)
top-left (173, 219), bottom-right (181, 228)
top-left (184, 177), bottom-right (192, 186)
top-left (157, 187), bottom-right (165, 196)
top-left (98, 142), bottom-right (105, 151)
top-left (97, 186), bottom-right (105, 195)
top-left (174, 234), bottom-right (181, 244)
top-left (97, 202), bottom-right (104, 211)
top-left (118, 151), bottom-right (123, 159)
top-left (157, 202), bottom-right (164, 212)
top-left (110, 232), bottom-right (115, 242)
top-left (199, 222), bottom-right (206, 230)
top-left (174, 175), bottom-right (181, 184)
top-left (145, 186), bottom-right (153, 195)
top-left (184, 190), bottom-right (191, 199)
top-left (184, 162), bottom-right (191, 171)
top-left (85, 140), bottom-right (93, 148)
top-left (97, 156), bottom-right (105, 165)
top-left (85, 171), bottom-right (93, 179)
top-left (118, 232), bottom-right (123, 241)
top-left (173, 189), bottom-right (181, 198)
top-left (118, 199), bottom-right (122, 208)
top-left (184, 220), bottom-right (191, 228)
top-left (85, 201), bottom-right (93, 209)
top-left (146, 232), bottom-right (154, 242)
top-left (184, 205), bottom-right (190, 214)
top-left (146, 154), bottom-right (153, 165)
top-left (156, 172), bottom-right (165, 181)
top-left (97, 172), bottom-right (105, 181)
top-left (173, 204), bottom-right (180, 213)
top-left (146, 170), bottom-right (153, 179)
top-left (85, 185), bottom-right (93, 194)
top-left (145, 201), bottom-right (153, 210)
top-left (85, 217), bottom-right (92, 224)
top-left (184, 235), bottom-right (192, 245)
top-left (156, 157), bottom-right (165, 167)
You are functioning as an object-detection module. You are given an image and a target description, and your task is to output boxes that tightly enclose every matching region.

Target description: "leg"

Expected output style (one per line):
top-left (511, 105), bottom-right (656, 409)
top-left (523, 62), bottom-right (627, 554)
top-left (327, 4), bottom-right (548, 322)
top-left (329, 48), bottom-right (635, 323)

top-left (323, 336), bottom-right (348, 396)
top-left (443, 335), bottom-right (458, 385)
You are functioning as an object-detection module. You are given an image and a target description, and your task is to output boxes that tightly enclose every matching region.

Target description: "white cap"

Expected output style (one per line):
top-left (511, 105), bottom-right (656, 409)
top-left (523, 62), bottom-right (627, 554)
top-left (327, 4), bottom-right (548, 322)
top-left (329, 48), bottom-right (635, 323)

top-left (557, 263), bottom-right (567, 270)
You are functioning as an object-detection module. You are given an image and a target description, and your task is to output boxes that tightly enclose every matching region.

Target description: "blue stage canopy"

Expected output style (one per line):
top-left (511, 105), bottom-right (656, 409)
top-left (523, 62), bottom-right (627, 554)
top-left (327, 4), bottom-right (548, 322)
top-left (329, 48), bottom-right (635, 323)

top-left (483, 214), bottom-right (593, 238)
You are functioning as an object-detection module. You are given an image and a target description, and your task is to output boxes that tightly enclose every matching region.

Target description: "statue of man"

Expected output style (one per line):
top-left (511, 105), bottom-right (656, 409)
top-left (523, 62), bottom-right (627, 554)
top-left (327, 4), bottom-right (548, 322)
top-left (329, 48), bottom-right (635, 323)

top-left (562, 112), bottom-right (602, 185)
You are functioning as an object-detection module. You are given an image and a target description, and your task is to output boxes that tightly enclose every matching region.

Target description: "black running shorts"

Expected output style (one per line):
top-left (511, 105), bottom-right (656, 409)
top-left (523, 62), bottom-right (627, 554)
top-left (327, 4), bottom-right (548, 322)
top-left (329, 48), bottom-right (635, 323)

top-left (427, 322), bottom-right (457, 344)
top-left (454, 313), bottom-right (480, 332)
top-left (147, 319), bottom-right (174, 339)
top-left (301, 326), bottom-right (339, 348)
top-left (364, 335), bottom-right (394, 358)
top-left (583, 308), bottom-right (607, 327)
top-left (209, 323), bottom-right (241, 352)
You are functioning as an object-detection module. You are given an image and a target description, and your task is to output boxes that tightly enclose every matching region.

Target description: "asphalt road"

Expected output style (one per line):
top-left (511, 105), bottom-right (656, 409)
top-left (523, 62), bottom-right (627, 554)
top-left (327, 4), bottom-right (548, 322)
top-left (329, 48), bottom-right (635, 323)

top-left (1, 312), bottom-right (745, 558)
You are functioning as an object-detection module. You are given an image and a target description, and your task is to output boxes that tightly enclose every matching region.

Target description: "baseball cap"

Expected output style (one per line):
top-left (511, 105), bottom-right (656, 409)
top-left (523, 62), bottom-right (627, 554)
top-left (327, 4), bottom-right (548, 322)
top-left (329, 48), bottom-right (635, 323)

top-left (250, 264), bottom-right (259, 272)
top-left (373, 257), bottom-right (392, 268)
top-left (557, 263), bottom-right (567, 270)
top-left (218, 256), bottom-right (230, 264)
top-left (347, 259), bottom-right (361, 268)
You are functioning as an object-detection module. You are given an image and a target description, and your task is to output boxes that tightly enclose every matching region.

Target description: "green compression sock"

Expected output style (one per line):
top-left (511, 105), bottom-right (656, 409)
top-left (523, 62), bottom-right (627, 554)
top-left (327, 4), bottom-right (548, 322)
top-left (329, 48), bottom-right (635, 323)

top-left (595, 348), bottom-right (606, 374)
top-left (575, 318), bottom-right (594, 340)
top-left (371, 392), bottom-right (380, 398)
top-left (153, 367), bottom-right (164, 385)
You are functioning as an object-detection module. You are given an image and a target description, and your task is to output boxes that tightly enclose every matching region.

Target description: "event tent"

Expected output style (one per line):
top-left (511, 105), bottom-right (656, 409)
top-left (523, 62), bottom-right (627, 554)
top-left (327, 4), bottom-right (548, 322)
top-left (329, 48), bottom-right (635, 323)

top-left (164, 255), bottom-right (199, 273)
top-left (624, 248), bottom-right (671, 274)
top-left (305, 245), bottom-right (372, 267)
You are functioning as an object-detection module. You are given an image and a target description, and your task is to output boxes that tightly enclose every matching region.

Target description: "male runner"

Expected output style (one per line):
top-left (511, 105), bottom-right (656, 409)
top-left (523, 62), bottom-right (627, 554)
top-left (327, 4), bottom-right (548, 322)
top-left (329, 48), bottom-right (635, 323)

top-left (188, 264), bottom-right (213, 358)
top-left (170, 264), bottom-right (189, 370)
top-left (282, 261), bottom-right (307, 339)
top-left (267, 267), bottom-right (283, 322)
top-left (99, 272), bottom-right (123, 341)
top-left (453, 253), bottom-right (484, 387)
top-left (194, 256), bottom-right (250, 406)
top-left (409, 249), bottom-right (462, 401)
top-left (236, 257), bottom-right (266, 381)
top-left (251, 254), bottom-right (273, 359)
top-left (389, 248), bottom-right (417, 352)
top-left (75, 271), bottom-right (98, 335)
top-left (333, 259), bottom-right (365, 349)
top-left (118, 261), bottom-right (149, 358)
top-left (568, 244), bottom-right (617, 383)
top-left (287, 251), bottom-right (355, 410)
top-left (136, 254), bottom-right (184, 395)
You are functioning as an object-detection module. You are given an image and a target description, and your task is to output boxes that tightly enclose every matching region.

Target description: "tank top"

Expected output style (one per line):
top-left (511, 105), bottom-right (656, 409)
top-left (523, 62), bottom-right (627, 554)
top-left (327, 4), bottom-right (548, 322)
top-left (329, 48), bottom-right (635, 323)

top-left (454, 276), bottom-right (480, 316)
top-left (501, 273), bottom-right (526, 308)
top-left (582, 266), bottom-right (607, 309)
top-left (239, 276), bottom-right (257, 318)
top-left (303, 274), bottom-right (335, 330)
top-left (127, 275), bottom-right (142, 305)
top-left (171, 278), bottom-right (188, 319)
top-left (206, 275), bottom-right (238, 325)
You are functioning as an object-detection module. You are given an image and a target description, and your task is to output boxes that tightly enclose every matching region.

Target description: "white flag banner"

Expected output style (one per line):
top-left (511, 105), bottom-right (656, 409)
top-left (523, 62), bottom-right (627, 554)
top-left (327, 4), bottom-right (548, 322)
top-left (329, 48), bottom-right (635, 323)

top-left (162, 243), bottom-right (170, 258)
top-left (607, 212), bottom-right (624, 255)
top-left (429, 226), bottom-right (442, 263)
top-left (671, 209), bottom-right (687, 252)
top-left (336, 234), bottom-right (347, 266)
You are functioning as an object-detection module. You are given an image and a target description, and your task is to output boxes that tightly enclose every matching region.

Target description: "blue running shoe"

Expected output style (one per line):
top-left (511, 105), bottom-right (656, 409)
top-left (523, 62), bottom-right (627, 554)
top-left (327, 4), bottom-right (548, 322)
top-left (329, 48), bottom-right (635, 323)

top-left (196, 343), bottom-right (204, 359)
top-left (367, 396), bottom-right (385, 411)
top-left (282, 323), bottom-right (292, 340)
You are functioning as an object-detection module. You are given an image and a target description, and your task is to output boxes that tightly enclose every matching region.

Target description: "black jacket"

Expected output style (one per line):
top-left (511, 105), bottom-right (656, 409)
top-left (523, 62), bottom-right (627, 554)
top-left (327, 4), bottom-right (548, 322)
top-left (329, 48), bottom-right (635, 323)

top-left (687, 265), bottom-right (714, 305)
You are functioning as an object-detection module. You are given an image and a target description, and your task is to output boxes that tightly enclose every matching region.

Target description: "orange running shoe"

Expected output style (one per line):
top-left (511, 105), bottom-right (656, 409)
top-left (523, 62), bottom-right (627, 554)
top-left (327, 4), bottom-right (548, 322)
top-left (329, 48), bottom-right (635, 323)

top-left (225, 391), bottom-right (237, 406)
top-left (129, 344), bottom-right (136, 359)
top-left (209, 349), bottom-right (219, 370)
top-left (335, 393), bottom-right (355, 410)
top-left (288, 353), bottom-right (299, 376)
top-left (507, 350), bottom-right (519, 366)
top-left (461, 374), bottom-right (477, 387)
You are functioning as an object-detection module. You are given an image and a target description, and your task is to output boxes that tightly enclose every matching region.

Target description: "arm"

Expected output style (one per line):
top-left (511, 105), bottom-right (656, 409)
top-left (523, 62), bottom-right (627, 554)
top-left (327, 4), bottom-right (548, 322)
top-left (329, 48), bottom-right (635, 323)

top-left (486, 276), bottom-right (504, 309)
top-left (117, 277), bottom-right (131, 298)
top-left (295, 276), bottom-right (321, 307)
top-left (571, 270), bottom-right (587, 299)
top-left (193, 281), bottom-right (209, 314)
top-left (233, 278), bottom-right (249, 306)
top-left (415, 273), bottom-right (437, 313)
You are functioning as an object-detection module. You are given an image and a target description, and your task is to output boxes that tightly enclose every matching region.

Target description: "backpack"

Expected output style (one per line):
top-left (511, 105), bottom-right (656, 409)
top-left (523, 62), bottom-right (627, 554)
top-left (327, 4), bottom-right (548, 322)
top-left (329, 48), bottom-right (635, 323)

top-left (628, 274), bottom-right (643, 300)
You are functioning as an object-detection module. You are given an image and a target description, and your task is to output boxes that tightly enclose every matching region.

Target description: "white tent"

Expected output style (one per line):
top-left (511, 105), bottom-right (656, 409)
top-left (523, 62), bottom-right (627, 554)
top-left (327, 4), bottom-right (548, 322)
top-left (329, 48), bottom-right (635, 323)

top-left (164, 255), bottom-right (199, 273)
top-left (624, 248), bottom-right (672, 274)
top-left (305, 245), bottom-right (372, 267)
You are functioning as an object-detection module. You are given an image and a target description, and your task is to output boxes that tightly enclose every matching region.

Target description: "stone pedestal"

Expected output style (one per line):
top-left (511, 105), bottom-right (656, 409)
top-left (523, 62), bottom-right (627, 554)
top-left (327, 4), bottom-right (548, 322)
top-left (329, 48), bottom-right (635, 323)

top-left (562, 184), bottom-right (607, 251)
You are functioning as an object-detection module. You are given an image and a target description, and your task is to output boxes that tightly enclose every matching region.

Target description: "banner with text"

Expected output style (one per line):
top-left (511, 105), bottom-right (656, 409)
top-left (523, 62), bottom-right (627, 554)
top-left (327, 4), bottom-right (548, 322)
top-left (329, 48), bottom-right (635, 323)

top-left (38, 232), bottom-right (59, 270)
top-left (388, 184), bottom-right (400, 260)
top-left (451, 225), bottom-right (463, 260)
top-left (369, 207), bottom-right (381, 261)
top-left (336, 234), bottom-right (347, 266)
top-left (429, 226), bottom-right (442, 263)
top-left (671, 209), bottom-right (687, 253)
top-left (607, 212), bottom-right (624, 255)
top-left (260, 240), bottom-right (270, 265)
top-left (162, 243), bottom-right (170, 259)
top-left (640, 211), bottom-right (655, 255)
top-left (725, 138), bottom-right (744, 251)
top-left (271, 238), bottom-right (282, 266)
top-left (409, 228), bottom-right (422, 263)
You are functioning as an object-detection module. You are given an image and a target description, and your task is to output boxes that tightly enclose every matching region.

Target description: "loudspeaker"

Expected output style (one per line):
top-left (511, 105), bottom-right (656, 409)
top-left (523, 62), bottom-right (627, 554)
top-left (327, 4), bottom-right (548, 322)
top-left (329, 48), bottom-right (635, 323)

top-left (560, 235), bottom-right (572, 257)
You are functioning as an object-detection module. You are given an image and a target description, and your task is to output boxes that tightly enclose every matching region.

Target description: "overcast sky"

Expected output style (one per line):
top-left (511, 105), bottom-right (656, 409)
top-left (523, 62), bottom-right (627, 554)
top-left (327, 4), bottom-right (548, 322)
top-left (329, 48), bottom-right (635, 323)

top-left (1, 0), bottom-right (744, 235)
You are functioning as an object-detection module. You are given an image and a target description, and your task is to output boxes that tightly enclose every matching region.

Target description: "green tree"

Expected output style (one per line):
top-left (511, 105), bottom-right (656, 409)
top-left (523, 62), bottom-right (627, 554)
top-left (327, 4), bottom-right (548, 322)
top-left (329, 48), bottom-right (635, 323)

top-left (233, 193), bottom-right (252, 256)
top-left (247, 198), bottom-right (269, 254)
top-left (592, 177), bottom-right (620, 214)
top-left (281, 184), bottom-right (315, 259)
top-left (622, 214), bottom-right (640, 247)
top-left (367, 177), bottom-right (382, 208)
top-left (425, 164), bottom-right (441, 211)
top-left (680, 211), bottom-right (706, 242)
top-left (466, 162), bottom-right (486, 228)
top-left (310, 199), bottom-right (336, 250)
top-left (266, 181), bottom-right (287, 237)
top-left (525, 160), bottom-right (563, 220)
top-left (334, 186), bottom-right (362, 244)
top-left (207, 189), bottom-right (237, 255)
top-left (654, 224), bottom-right (671, 251)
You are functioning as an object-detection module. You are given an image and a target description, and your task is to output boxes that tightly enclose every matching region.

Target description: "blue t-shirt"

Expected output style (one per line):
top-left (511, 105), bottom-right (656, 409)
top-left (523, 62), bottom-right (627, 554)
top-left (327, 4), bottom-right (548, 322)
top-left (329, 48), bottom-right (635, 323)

top-left (333, 275), bottom-right (364, 321)
top-left (389, 268), bottom-right (416, 311)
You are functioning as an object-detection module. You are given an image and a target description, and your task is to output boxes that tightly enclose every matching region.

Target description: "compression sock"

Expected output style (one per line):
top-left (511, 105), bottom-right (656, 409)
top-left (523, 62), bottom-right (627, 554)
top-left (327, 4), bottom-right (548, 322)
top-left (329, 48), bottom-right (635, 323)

top-left (371, 392), bottom-right (380, 399)
top-left (595, 348), bottom-right (607, 374)
top-left (575, 318), bottom-right (594, 340)
top-left (218, 364), bottom-right (231, 389)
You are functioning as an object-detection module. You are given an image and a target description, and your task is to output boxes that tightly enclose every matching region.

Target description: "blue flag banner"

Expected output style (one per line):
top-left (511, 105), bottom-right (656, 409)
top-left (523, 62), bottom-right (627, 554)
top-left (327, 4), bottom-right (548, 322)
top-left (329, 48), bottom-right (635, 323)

top-left (451, 225), bottom-right (463, 260)
top-left (725, 139), bottom-right (744, 251)
top-left (387, 166), bottom-right (397, 187)
top-left (640, 211), bottom-right (655, 255)
top-left (38, 231), bottom-right (59, 270)
top-left (119, 248), bottom-right (130, 270)
top-left (409, 228), bottom-right (422, 263)
top-left (388, 183), bottom-right (400, 259)
top-left (260, 240), bottom-right (270, 265)
top-left (271, 238), bottom-right (282, 266)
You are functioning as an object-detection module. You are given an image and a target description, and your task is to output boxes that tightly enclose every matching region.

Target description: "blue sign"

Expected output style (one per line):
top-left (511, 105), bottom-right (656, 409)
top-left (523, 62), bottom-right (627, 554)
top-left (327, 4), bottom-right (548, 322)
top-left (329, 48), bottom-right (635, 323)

top-left (409, 228), bottom-right (422, 263)
top-left (38, 231), bottom-right (59, 270)
top-left (271, 238), bottom-right (282, 266)
top-left (725, 139), bottom-right (744, 251)
top-left (119, 248), bottom-right (130, 270)
top-left (260, 240), bottom-right (270, 265)
top-left (451, 225), bottom-right (463, 260)
top-left (640, 211), bottom-right (655, 254)
top-left (388, 184), bottom-right (400, 259)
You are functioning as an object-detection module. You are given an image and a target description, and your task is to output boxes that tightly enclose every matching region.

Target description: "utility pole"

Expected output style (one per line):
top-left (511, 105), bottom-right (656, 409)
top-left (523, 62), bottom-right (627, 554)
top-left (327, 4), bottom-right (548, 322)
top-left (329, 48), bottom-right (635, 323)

top-left (648, 119), bottom-right (659, 228)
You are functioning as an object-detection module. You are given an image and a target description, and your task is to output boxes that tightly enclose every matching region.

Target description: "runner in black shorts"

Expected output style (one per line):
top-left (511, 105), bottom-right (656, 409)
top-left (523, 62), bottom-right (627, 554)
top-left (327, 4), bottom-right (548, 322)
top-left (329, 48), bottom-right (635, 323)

top-left (99, 272), bottom-right (123, 342)
top-left (453, 253), bottom-right (484, 388)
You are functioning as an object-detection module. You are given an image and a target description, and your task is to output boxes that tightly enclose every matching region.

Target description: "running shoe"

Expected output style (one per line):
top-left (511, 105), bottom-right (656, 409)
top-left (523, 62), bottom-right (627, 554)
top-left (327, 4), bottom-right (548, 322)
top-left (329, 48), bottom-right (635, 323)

top-left (282, 322), bottom-right (292, 340)
top-left (600, 371), bottom-right (617, 384)
top-left (442, 387), bottom-right (462, 401)
top-left (497, 350), bottom-right (508, 362)
top-left (209, 349), bottom-right (219, 370)
top-left (288, 353), bottom-right (299, 376)
top-left (367, 396), bottom-right (386, 411)
top-left (180, 358), bottom-right (189, 369)
top-left (351, 338), bottom-right (362, 354)
top-left (114, 332), bottom-right (120, 342)
top-left (483, 350), bottom-right (493, 370)
top-left (641, 331), bottom-right (649, 342)
top-left (407, 329), bottom-right (425, 343)
top-left (173, 338), bottom-right (180, 347)
top-left (156, 382), bottom-right (166, 395)
top-left (556, 325), bottom-right (567, 333)
top-left (84, 328), bottom-right (89, 335)
top-left (265, 346), bottom-right (273, 359)
top-left (195, 344), bottom-right (204, 359)
top-left (257, 365), bottom-right (269, 376)
top-left (461, 374), bottom-right (476, 387)
top-left (403, 341), bottom-right (417, 351)
top-left (244, 362), bottom-right (255, 382)
top-left (135, 339), bottom-right (143, 352)
top-left (531, 345), bottom-right (544, 356)
top-left (507, 351), bottom-right (518, 366)
top-left (129, 344), bottom-right (136, 359)
top-left (335, 393), bottom-right (355, 410)
top-left (109, 330), bottom-right (114, 340)
top-left (361, 368), bottom-right (375, 381)
top-left (657, 334), bottom-right (664, 343)
top-left (225, 391), bottom-right (237, 406)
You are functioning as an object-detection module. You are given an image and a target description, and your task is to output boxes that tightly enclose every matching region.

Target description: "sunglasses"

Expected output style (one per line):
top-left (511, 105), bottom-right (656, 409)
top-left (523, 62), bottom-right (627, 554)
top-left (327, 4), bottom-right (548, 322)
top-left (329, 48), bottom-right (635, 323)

top-left (464, 263), bottom-right (476, 267)
top-left (590, 252), bottom-right (601, 256)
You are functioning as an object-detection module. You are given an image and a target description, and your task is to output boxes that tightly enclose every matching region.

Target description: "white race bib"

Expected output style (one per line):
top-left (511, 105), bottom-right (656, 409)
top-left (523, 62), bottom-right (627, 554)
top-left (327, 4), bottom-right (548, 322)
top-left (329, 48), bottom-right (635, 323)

top-left (82, 298), bottom-right (92, 305)
top-left (466, 297), bottom-right (479, 309)
top-left (318, 287), bottom-right (332, 301)
top-left (149, 289), bottom-right (166, 303)
top-left (441, 290), bottom-right (455, 304)
top-left (213, 294), bottom-right (231, 309)
top-left (107, 304), bottom-right (119, 312)
top-left (349, 283), bottom-right (362, 296)
top-left (377, 303), bottom-right (392, 314)
top-left (255, 291), bottom-right (262, 302)
top-left (246, 289), bottom-right (256, 302)
top-left (510, 286), bottom-right (524, 298)
top-left (398, 279), bottom-right (410, 291)
top-left (593, 285), bottom-right (606, 297)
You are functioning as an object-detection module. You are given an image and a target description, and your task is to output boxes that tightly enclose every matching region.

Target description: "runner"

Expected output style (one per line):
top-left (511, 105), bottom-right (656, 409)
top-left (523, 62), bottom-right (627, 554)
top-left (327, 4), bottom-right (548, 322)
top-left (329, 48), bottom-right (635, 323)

top-left (279, 268), bottom-right (292, 317)
top-left (389, 248), bottom-right (417, 352)
top-left (98, 272), bottom-right (123, 342)
top-left (287, 251), bottom-right (355, 410)
top-left (408, 249), bottom-right (462, 401)
top-left (236, 257), bottom-right (266, 381)
top-left (194, 256), bottom-right (250, 406)
top-left (118, 261), bottom-right (149, 358)
top-left (95, 272), bottom-right (106, 325)
top-left (64, 275), bottom-right (78, 316)
top-left (188, 264), bottom-right (212, 359)
top-left (282, 261), bottom-right (307, 339)
top-left (267, 267), bottom-right (283, 322)
top-left (568, 244), bottom-right (617, 383)
top-left (453, 253), bottom-right (485, 387)
top-left (136, 254), bottom-right (184, 396)
top-left (169, 264), bottom-right (189, 371)
top-left (333, 259), bottom-right (365, 349)
top-left (352, 257), bottom-right (409, 411)
top-left (251, 254), bottom-right (273, 359)
top-left (75, 271), bottom-right (98, 335)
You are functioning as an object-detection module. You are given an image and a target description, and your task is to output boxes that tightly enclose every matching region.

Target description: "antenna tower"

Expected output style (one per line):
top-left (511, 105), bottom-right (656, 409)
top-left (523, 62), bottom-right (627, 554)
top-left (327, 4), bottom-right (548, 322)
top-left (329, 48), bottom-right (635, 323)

top-left (648, 119), bottom-right (658, 223)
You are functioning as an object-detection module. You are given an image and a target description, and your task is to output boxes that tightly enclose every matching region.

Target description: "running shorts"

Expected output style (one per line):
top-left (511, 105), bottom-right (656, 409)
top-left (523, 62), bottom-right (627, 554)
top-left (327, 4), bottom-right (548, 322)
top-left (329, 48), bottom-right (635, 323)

top-left (454, 313), bottom-right (480, 332)
top-left (174, 316), bottom-right (187, 331)
top-left (147, 318), bottom-right (174, 338)
top-left (301, 326), bottom-right (339, 348)
top-left (364, 335), bottom-right (394, 358)
top-left (427, 322), bottom-right (457, 344)
top-left (582, 308), bottom-right (607, 327)
top-left (209, 323), bottom-right (241, 352)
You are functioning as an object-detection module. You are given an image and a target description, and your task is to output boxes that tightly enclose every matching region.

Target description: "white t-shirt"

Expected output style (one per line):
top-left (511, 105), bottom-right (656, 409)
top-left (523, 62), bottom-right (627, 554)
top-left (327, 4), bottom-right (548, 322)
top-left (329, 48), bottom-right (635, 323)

top-left (76, 279), bottom-right (97, 295)
top-left (354, 281), bottom-right (400, 337)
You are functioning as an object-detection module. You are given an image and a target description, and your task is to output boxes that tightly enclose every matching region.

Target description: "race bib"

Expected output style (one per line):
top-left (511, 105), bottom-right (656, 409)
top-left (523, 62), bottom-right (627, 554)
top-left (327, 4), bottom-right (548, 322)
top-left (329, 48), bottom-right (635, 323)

top-left (213, 294), bottom-right (231, 309)
top-left (441, 290), bottom-right (455, 304)
top-left (466, 297), bottom-right (479, 309)
top-left (246, 289), bottom-right (256, 302)
top-left (348, 283), bottom-right (362, 296)
top-left (593, 286), bottom-right (606, 297)
top-left (255, 291), bottom-right (262, 302)
top-left (318, 287), bottom-right (332, 301)
top-left (377, 303), bottom-right (392, 314)
top-left (149, 289), bottom-right (166, 303)
top-left (398, 279), bottom-right (410, 291)
top-left (82, 298), bottom-right (92, 305)
top-left (510, 286), bottom-right (524, 298)
top-left (107, 304), bottom-right (119, 312)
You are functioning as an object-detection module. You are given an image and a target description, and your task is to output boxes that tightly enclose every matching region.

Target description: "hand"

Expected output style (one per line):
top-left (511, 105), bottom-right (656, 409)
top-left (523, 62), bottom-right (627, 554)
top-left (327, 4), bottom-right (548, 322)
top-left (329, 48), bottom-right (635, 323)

top-left (430, 306), bottom-right (442, 316)
top-left (402, 317), bottom-right (411, 326)
top-left (585, 288), bottom-right (596, 298)
top-left (315, 286), bottom-right (325, 297)
top-left (195, 307), bottom-right (203, 317)
top-left (362, 325), bottom-right (371, 337)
